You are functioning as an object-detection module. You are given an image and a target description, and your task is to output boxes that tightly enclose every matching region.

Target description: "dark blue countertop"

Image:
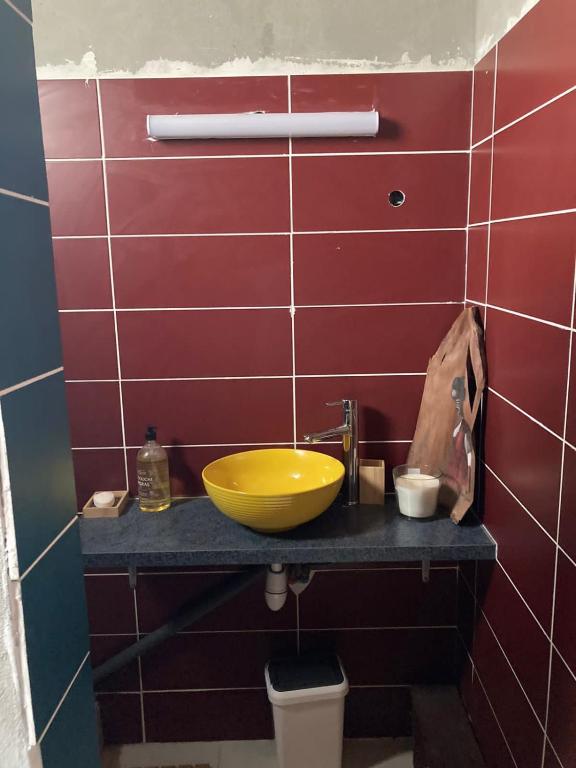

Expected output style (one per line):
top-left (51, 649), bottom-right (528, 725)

top-left (79, 496), bottom-right (496, 567)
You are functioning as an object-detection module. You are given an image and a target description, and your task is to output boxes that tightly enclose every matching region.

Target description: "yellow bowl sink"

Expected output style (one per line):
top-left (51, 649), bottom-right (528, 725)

top-left (202, 448), bottom-right (344, 533)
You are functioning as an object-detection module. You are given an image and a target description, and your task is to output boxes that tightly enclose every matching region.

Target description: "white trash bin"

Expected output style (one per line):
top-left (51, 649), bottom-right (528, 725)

top-left (265, 654), bottom-right (348, 768)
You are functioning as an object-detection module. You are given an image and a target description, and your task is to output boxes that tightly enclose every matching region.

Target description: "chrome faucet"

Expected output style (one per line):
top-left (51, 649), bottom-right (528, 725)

top-left (303, 399), bottom-right (359, 505)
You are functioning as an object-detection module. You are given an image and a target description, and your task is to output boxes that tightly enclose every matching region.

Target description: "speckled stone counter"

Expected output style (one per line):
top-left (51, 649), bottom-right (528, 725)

top-left (79, 496), bottom-right (496, 567)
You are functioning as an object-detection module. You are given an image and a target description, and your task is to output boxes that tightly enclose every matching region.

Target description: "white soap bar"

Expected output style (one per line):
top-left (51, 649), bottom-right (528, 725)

top-left (93, 491), bottom-right (116, 508)
top-left (395, 474), bottom-right (440, 518)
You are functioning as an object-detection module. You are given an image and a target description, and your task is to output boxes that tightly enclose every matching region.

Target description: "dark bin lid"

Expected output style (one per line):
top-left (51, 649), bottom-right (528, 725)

top-left (268, 653), bottom-right (344, 692)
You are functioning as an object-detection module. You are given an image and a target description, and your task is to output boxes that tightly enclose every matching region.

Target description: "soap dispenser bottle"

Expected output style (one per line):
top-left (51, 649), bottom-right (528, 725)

top-left (137, 426), bottom-right (171, 512)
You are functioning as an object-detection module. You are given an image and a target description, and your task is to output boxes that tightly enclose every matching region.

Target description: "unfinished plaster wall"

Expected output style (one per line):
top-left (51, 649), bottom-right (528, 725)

top-left (475, 0), bottom-right (540, 58)
top-left (33, 0), bottom-right (475, 77)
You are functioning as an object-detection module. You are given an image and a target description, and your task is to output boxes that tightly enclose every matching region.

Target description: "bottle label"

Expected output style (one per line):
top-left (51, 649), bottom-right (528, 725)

top-left (137, 465), bottom-right (170, 500)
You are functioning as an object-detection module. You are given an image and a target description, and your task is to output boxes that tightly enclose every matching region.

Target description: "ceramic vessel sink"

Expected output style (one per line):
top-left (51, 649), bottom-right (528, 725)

top-left (202, 448), bottom-right (344, 532)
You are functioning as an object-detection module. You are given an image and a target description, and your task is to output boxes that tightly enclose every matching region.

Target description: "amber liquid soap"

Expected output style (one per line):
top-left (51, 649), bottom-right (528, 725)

top-left (137, 426), bottom-right (171, 512)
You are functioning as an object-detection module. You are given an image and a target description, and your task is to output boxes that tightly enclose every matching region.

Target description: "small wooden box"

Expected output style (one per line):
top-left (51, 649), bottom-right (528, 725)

top-left (82, 490), bottom-right (129, 518)
top-left (359, 459), bottom-right (386, 505)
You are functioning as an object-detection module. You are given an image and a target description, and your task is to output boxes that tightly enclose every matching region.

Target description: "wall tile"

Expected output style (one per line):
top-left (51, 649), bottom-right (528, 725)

top-left (477, 561), bottom-right (550, 719)
top-left (469, 141), bottom-right (492, 225)
top-left (552, 551), bottom-right (576, 677)
top-left (38, 80), bottom-right (101, 159)
top-left (59, 311), bottom-right (118, 380)
top-left (100, 76), bottom-right (288, 157)
top-left (292, 154), bottom-right (468, 231)
top-left (483, 471), bottom-right (555, 631)
top-left (84, 574), bottom-right (136, 635)
top-left (21, 524), bottom-right (91, 736)
top-left (40, 662), bottom-right (100, 768)
top-left (141, 631), bottom-right (296, 690)
top-left (46, 161), bottom-right (106, 236)
top-left (137, 571), bottom-right (296, 634)
top-left (301, 628), bottom-right (456, 685)
top-left (486, 308), bottom-right (569, 435)
top-left (122, 378), bottom-right (293, 446)
top-left (495, 0), bottom-right (576, 129)
top-left (546, 650), bottom-right (576, 768)
top-left (491, 92), bottom-right (576, 221)
top-left (290, 71), bottom-right (471, 153)
top-left (488, 214), bottom-right (576, 326)
top-left (472, 48), bottom-right (496, 145)
top-left (144, 689), bottom-right (273, 741)
top-left (484, 393), bottom-right (562, 537)
top-left (473, 614), bottom-right (544, 768)
top-left (296, 374), bottom-right (424, 442)
top-left (295, 304), bottom-right (461, 375)
top-left (468, 676), bottom-right (517, 768)
top-left (90, 634), bottom-right (140, 693)
top-left (66, 381), bottom-right (123, 448)
top-left (344, 688), bottom-right (411, 738)
top-left (97, 693), bottom-right (143, 744)
top-left (293, 230), bottom-right (466, 305)
top-left (466, 225), bottom-right (488, 302)
top-left (0, 196), bottom-right (62, 391)
top-left (72, 448), bottom-right (126, 508)
top-left (107, 157), bottom-right (290, 235)
top-left (2, 374), bottom-right (77, 572)
top-left (559, 445), bottom-right (576, 563)
top-left (117, 308), bottom-right (292, 379)
top-left (112, 235), bottom-right (291, 308)
top-left (53, 238), bottom-right (112, 310)
top-left (0, 4), bottom-right (48, 200)
top-left (299, 568), bottom-right (457, 628)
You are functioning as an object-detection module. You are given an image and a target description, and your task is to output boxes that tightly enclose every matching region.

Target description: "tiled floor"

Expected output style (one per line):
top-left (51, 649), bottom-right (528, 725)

top-left (103, 738), bottom-right (414, 767)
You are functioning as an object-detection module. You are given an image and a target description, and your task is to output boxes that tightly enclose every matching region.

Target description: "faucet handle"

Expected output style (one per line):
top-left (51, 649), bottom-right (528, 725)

top-left (325, 400), bottom-right (345, 407)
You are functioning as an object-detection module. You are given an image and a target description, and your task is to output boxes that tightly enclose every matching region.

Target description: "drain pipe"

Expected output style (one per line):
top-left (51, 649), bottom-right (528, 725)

top-left (265, 563), bottom-right (287, 611)
top-left (93, 566), bottom-right (265, 684)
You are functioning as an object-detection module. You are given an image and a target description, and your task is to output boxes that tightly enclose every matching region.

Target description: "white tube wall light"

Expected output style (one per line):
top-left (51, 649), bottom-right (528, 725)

top-left (147, 111), bottom-right (378, 140)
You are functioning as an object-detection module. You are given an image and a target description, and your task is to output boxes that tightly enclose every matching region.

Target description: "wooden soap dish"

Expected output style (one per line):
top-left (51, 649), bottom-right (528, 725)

top-left (82, 490), bottom-right (129, 518)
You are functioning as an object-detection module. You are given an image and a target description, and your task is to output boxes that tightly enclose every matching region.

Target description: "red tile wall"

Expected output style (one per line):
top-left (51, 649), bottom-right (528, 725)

top-left (39, 70), bottom-right (470, 745)
top-left (461, 2), bottom-right (576, 767)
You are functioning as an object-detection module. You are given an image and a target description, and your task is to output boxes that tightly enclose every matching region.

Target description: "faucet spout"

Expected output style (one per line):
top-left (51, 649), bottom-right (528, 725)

top-left (304, 424), bottom-right (348, 443)
top-left (303, 399), bottom-right (359, 506)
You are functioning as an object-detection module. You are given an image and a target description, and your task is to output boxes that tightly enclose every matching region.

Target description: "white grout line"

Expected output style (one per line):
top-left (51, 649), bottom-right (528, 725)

top-left (58, 300), bottom-right (462, 313)
top-left (132, 588), bottom-right (147, 743)
top-left (469, 208), bottom-right (576, 228)
top-left (473, 666), bottom-right (520, 768)
top-left (541, 259), bottom-right (576, 768)
top-left (470, 84), bottom-right (576, 150)
top-left (484, 463), bottom-right (557, 546)
top-left (464, 65), bottom-right (475, 303)
top-left (71, 439), bottom-right (413, 450)
top-left (20, 516), bottom-right (78, 582)
top-left (96, 80), bottom-right (130, 490)
top-left (2, 0), bottom-right (33, 24)
top-left (487, 387), bottom-right (564, 442)
top-left (0, 186), bottom-right (49, 206)
top-left (45, 149), bottom-right (470, 163)
top-left (0, 367), bottom-right (63, 398)
top-left (51, 227), bottom-right (467, 240)
top-left (287, 77), bottom-right (299, 448)
top-left (66, 372), bottom-right (427, 383)
top-left (485, 303), bottom-right (572, 332)
top-left (38, 651), bottom-right (90, 744)
top-left (483, 43), bottom-right (498, 317)
top-left (481, 608), bottom-right (546, 731)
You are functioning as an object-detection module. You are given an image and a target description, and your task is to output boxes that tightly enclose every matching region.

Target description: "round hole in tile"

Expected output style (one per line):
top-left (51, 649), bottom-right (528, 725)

top-left (388, 190), bottom-right (406, 207)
